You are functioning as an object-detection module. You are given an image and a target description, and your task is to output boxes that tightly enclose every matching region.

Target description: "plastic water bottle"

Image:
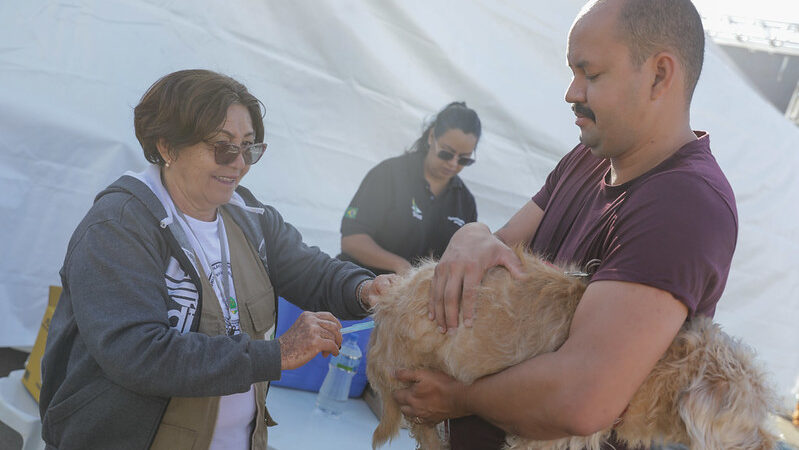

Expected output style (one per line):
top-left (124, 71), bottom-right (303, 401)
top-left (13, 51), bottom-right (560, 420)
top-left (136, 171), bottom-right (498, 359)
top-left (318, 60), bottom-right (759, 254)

top-left (315, 336), bottom-right (362, 416)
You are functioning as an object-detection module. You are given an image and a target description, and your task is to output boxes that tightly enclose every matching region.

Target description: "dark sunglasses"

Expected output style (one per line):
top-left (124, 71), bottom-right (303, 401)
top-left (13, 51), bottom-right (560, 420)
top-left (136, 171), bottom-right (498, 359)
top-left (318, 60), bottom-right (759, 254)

top-left (436, 149), bottom-right (476, 167)
top-left (206, 141), bottom-right (268, 165)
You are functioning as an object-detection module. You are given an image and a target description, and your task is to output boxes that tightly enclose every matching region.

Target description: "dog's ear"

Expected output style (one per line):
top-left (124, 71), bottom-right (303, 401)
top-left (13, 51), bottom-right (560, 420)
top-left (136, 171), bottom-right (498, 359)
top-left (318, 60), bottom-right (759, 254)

top-left (678, 377), bottom-right (732, 447)
top-left (676, 327), bottom-right (779, 450)
top-left (679, 385), bottom-right (777, 450)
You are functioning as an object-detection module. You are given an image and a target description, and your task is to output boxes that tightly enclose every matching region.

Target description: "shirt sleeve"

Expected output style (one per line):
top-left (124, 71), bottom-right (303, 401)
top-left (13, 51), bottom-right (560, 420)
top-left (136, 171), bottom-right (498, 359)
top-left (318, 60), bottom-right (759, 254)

top-left (532, 145), bottom-right (583, 210)
top-left (590, 173), bottom-right (738, 316)
top-left (466, 190), bottom-right (477, 223)
top-left (261, 204), bottom-right (374, 320)
top-left (340, 161), bottom-right (393, 237)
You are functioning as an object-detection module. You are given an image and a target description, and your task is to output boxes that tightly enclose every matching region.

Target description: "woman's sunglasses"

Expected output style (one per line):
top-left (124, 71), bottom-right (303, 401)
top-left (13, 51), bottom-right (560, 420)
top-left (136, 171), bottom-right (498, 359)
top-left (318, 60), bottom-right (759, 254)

top-left (436, 149), bottom-right (476, 167)
top-left (206, 141), bottom-right (268, 165)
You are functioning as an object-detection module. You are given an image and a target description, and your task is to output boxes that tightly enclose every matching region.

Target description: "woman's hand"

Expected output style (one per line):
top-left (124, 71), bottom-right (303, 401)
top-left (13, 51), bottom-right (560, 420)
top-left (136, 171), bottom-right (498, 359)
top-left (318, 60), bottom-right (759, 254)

top-left (359, 274), bottom-right (399, 309)
top-left (278, 311), bottom-right (342, 370)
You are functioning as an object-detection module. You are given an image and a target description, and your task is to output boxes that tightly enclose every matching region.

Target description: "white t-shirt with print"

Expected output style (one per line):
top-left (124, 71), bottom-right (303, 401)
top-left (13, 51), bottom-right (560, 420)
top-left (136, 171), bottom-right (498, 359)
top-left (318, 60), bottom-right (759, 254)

top-left (181, 214), bottom-right (256, 450)
top-left (128, 166), bottom-right (258, 448)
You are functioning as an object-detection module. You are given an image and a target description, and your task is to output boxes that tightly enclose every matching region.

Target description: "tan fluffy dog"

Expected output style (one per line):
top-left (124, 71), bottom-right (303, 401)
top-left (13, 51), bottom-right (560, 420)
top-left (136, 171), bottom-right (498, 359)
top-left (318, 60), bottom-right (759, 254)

top-left (366, 249), bottom-right (778, 450)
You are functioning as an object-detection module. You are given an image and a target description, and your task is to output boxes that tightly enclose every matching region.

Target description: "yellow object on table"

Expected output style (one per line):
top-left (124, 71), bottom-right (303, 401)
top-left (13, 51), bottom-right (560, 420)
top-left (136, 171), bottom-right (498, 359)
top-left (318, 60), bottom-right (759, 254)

top-left (21, 286), bottom-right (61, 403)
top-left (793, 399), bottom-right (799, 427)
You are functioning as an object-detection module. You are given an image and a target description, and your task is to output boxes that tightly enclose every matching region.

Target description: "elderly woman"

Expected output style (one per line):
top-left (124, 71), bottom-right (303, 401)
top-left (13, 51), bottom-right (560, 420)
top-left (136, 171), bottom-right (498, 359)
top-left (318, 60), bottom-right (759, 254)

top-left (39, 69), bottom-right (387, 450)
top-left (339, 102), bottom-right (481, 275)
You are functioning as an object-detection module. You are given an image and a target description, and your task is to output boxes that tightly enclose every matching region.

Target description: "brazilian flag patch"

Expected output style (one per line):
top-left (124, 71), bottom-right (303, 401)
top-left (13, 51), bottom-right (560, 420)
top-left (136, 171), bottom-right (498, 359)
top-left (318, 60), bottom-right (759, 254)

top-left (345, 207), bottom-right (358, 219)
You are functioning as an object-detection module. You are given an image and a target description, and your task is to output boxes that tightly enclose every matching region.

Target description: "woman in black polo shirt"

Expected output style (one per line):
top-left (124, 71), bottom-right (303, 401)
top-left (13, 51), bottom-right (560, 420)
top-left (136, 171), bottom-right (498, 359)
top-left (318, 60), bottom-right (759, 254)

top-left (339, 102), bottom-right (481, 275)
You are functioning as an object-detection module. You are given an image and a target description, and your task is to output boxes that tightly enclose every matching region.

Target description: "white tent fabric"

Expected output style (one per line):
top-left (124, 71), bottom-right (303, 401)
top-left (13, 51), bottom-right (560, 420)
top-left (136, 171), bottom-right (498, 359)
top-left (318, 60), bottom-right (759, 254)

top-left (1, 0), bottom-right (797, 409)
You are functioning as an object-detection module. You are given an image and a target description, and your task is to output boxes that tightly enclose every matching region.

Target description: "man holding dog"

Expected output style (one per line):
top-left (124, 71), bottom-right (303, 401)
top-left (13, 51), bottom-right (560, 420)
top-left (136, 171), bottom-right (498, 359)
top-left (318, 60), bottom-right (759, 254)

top-left (392, 0), bottom-right (738, 449)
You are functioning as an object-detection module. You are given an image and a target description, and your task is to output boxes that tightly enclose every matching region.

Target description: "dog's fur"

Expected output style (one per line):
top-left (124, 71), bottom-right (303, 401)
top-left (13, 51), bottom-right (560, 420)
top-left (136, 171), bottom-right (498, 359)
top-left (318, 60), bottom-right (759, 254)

top-left (366, 249), bottom-right (778, 450)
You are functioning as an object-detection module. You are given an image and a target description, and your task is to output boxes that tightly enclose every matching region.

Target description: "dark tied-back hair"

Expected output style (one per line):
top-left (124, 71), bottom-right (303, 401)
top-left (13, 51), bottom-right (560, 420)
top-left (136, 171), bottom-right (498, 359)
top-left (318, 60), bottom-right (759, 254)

top-left (408, 102), bottom-right (482, 155)
top-left (134, 69), bottom-right (266, 166)
top-left (616, 0), bottom-right (705, 102)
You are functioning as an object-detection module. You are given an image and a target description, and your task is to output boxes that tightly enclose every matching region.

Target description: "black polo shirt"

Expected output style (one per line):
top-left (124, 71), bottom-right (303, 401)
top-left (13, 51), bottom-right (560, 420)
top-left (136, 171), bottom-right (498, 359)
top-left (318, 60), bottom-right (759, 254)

top-left (339, 151), bottom-right (477, 274)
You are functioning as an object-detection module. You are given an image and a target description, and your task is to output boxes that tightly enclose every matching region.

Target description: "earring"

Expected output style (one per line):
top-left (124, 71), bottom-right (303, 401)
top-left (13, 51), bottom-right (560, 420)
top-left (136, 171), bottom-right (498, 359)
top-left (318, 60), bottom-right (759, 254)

top-left (165, 160), bottom-right (171, 168)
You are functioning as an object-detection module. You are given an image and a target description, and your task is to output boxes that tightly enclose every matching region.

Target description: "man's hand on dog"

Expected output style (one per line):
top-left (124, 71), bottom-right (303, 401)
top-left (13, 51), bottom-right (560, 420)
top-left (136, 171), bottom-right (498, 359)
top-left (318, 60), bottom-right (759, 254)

top-left (278, 311), bottom-right (342, 370)
top-left (392, 368), bottom-right (470, 424)
top-left (429, 222), bottom-right (525, 333)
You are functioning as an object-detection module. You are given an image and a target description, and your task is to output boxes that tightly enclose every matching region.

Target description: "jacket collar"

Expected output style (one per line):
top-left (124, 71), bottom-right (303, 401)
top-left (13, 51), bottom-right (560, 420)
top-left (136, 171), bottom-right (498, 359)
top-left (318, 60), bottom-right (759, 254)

top-left (120, 165), bottom-right (265, 229)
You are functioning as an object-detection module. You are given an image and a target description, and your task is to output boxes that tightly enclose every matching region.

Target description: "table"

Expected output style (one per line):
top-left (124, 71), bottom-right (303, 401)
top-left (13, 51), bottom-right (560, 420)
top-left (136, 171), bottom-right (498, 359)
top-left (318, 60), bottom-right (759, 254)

top-left (266, 386), bottom-right (416, 449)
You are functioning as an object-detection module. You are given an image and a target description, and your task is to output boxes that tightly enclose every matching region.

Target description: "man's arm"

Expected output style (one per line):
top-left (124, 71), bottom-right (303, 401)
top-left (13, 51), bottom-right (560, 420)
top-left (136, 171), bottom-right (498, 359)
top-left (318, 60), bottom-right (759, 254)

top-left (429, 200), bottom-right (544, 331)
top-left (397, 280), bottom-right (688, 439)
top-left (495, 199), bottom-right (545, 246)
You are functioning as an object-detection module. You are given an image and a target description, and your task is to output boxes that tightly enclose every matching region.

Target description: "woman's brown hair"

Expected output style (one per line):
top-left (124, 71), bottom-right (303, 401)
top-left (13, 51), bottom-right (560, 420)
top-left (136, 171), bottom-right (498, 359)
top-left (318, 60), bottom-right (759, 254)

top-left (134, 69), bottom-right (265, 165)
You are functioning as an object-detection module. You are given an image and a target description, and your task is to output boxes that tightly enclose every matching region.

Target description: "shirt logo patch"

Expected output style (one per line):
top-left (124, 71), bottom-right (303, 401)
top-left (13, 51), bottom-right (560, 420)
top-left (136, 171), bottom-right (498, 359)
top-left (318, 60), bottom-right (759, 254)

top-left (165, 256), bottom-right (198, 334)
top-left (411, 198), bottom-right (423, 220)
top-left (447, 216), bottom-right (466, 227)
top-left (345, 207), bottom-right (358, 219)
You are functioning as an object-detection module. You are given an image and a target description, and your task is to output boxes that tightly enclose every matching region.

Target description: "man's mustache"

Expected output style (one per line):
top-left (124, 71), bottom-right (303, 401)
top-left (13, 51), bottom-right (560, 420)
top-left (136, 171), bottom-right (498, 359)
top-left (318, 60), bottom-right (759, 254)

top-left (571, 103), bottom-right (596, 122)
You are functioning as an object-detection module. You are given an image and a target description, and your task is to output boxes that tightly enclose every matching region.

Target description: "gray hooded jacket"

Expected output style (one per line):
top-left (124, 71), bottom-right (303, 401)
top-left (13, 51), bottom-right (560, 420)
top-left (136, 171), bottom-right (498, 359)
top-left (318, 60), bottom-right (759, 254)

top-left (39, 174), bottom-right (373, 449)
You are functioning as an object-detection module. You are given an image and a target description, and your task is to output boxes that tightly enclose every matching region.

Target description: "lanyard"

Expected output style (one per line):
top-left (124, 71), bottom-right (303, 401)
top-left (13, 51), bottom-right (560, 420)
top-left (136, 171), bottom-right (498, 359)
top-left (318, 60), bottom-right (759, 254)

top-left (174, 208), bottom-right (239, 335)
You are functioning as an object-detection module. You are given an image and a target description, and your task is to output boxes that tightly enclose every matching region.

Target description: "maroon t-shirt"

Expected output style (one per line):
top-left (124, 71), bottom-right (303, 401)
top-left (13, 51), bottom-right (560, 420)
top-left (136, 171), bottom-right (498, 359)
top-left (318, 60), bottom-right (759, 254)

top-left (450, 132), bottom-right (738, 449)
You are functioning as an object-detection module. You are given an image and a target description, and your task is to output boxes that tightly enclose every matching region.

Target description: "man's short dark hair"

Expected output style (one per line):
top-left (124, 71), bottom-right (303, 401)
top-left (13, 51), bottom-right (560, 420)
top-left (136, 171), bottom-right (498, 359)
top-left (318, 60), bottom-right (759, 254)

top-left (616, 0), bottom-right (705, 102)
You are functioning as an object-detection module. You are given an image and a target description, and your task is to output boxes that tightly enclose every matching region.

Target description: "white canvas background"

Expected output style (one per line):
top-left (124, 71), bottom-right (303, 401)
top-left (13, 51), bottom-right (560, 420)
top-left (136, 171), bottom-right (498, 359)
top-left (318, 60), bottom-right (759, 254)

top-left (1, 0), bottom-right (797, 409)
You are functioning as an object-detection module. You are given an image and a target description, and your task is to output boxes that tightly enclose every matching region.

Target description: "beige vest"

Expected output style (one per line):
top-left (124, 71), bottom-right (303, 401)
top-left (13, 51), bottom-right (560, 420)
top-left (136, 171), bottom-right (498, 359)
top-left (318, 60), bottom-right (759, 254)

top-left (151, 210), bottom-right (277, 450)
